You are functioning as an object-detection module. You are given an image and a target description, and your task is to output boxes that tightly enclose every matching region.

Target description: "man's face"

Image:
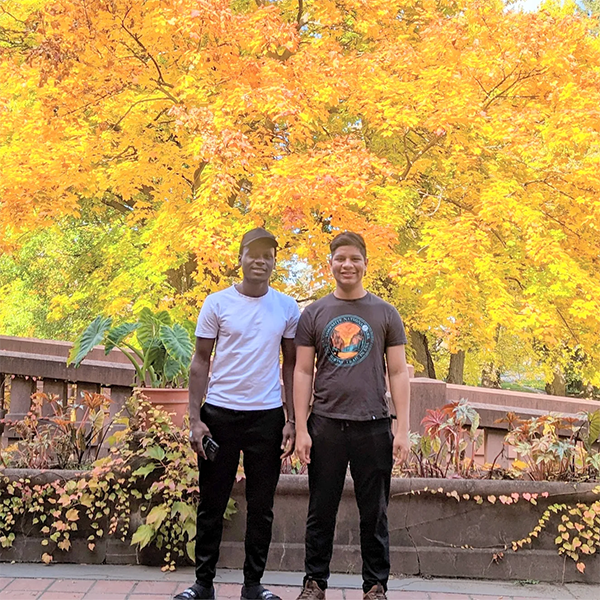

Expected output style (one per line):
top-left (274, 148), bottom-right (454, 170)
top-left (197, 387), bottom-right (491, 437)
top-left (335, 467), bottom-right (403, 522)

top-left (239, 239), bottom-right (276, 283)
top-left (329, 245), bottom-right (367, 288)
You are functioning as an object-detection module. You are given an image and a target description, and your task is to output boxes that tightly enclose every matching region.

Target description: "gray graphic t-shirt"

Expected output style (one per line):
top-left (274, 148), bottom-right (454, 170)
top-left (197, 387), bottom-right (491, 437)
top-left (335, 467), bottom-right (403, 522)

top-left (295, 292), bottom-right (407, 421)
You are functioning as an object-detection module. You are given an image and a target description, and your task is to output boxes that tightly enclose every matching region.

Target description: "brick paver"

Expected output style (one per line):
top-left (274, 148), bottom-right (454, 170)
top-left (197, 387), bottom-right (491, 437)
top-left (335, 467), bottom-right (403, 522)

top-left (47, 579), bottom-right (94, 593)
top-left (82, 593), bottom-right (129, 600)
top-left (0, 580), bottom-right (576, 600)
top-left (89, 579), bottom-right (136, 594)
top-left (132, 581), bottom-right (179, 595)
top-left (3, 579), bottom-right (52, 592)
top-left (0, 566), bottom-right (594, 600)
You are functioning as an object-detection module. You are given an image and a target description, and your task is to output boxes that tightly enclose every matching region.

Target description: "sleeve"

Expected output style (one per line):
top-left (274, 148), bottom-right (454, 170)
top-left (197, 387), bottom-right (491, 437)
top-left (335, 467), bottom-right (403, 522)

top-left (294, 306), bottom-right (316, 347)
top-left (386, 306), bottom-right (408, 347)
top-left (283, 299), bottom-right (301, 339)
top-left (195, 295), bottom-right (219, 338)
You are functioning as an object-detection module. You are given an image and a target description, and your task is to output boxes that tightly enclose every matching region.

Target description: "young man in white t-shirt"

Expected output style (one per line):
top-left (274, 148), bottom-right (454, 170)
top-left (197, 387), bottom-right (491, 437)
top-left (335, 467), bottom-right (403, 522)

top-left (175, 228), bottom-right (300, 600)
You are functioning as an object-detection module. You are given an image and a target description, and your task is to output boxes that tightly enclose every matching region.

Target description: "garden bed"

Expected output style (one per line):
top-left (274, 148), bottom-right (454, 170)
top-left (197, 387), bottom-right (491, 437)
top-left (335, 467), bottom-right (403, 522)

top-left (0, 469), bottom-right (598, 584)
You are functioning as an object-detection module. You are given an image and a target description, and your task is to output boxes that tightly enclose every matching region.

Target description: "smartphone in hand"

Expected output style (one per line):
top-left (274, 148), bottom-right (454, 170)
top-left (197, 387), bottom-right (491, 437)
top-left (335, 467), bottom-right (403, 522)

top-left (202, 436), bottom-right (219, 461)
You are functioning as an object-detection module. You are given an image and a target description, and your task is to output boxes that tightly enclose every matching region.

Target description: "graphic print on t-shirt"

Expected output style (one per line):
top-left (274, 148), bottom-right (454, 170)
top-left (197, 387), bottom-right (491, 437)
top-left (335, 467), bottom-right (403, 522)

top-left (322, 314), bottom-right (374, 367)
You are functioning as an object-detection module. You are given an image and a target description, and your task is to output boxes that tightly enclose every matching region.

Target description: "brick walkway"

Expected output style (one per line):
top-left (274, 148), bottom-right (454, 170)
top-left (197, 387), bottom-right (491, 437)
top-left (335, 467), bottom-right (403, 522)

top-left (0, 565), bottom-right (596, 600)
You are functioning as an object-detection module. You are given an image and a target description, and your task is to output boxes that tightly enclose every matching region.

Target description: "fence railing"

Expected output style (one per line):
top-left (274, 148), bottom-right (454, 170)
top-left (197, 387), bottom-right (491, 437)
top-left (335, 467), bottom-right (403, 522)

top-left (0, 335), bottom-right (135, 442)
top-left (1, 336), bottom-right (599, 464)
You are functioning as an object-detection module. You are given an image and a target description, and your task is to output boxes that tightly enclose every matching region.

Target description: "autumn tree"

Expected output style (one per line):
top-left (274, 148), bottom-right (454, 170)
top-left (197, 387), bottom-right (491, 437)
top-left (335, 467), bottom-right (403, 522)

top-left (2, 0), bottom-right (600, 388)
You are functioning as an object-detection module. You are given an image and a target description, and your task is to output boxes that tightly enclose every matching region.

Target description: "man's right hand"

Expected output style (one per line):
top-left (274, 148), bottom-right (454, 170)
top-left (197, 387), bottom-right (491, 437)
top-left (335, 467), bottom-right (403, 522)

top-left (190, 421), bottom-right (212, 459)
top-left (295, 429), bottom-right (312, 465)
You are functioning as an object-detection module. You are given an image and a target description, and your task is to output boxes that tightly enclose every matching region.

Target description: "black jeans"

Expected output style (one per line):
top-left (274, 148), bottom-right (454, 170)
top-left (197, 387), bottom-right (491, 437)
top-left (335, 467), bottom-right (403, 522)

top-left (305, 414), bottom-right (393, 593)
top-left (194, 403), bottom-right (284, 587)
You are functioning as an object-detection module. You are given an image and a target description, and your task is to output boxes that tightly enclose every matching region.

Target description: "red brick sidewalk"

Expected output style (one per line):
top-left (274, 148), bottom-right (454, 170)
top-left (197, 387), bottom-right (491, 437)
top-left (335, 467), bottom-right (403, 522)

top-left (0, 578), bottom-right (554, 600)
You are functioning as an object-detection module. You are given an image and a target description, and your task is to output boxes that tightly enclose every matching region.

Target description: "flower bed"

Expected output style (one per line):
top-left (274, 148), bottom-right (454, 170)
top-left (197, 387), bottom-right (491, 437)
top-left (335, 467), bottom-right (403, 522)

top-left (0, 470), bottom-right (597, 584)
top-left (0, 396), bottom-right (598, 583)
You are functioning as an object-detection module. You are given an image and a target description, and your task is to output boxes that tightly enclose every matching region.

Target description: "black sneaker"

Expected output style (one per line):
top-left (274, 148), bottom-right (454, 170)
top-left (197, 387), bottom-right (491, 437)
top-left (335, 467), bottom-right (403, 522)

top-left (174, 583), bottom-right (215, 599)
top-left (241, 584), bottom-right (282, 600)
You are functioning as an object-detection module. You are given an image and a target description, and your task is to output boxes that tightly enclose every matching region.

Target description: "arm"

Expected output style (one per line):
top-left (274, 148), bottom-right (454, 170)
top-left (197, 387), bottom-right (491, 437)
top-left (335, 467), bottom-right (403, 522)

top-left (280, 337), bottom-right (297, 458)
top-left (294, 345), bottom-right (316, 464)
top-left (189, 336), bottom-right (216, 459)
top-left (386, 344), bottom-right (411, 464)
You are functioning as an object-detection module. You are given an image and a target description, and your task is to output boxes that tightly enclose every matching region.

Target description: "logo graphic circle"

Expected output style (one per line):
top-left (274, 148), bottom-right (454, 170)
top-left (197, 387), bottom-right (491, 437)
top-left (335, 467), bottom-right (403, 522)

top-left (322, 315), bottom-right (374, 367)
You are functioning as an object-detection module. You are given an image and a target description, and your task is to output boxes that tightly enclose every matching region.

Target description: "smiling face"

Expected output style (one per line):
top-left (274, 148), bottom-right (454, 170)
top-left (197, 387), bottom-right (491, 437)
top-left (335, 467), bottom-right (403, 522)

top-left (329, 244), bottom-right (368, 290)
top-left (239, 239), bottom-right (276, 284)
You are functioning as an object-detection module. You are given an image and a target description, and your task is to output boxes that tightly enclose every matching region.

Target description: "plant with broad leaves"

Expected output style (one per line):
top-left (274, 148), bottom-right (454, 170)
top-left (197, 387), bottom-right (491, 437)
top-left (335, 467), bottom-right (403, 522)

top-left (501, 411), bottom-right (600, 481)
top-left (68, 308), bottom-right (195, 388)
top-left (404, 399), bottom-right (483, 478)
top-left (0, 394), bottom-right (236, 570)
top-left (3, 391), bottom-right (114, 469)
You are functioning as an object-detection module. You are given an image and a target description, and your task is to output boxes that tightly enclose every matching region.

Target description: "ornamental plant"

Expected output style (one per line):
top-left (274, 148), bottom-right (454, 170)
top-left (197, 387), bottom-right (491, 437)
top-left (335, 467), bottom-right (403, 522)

top-left (68, 308), bottom-right (195, 388)
top-left (3, 391), bottom-right (113, 469)
top-left (502, 411), bottom-right (600, 482)
top-left (0, 394), bottom-right (229, 569)
top-left (406, 399), bottom-right (483, 478)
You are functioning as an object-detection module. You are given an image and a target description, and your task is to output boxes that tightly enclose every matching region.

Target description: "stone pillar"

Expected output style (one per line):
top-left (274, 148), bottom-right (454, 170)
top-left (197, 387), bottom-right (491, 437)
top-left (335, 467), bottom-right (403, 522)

top-left (109, 386), bottom-right (133, 420)
top-left (41, 378), bottom-right (68, 417)
top-left (4, 375), bottom-right (36, 442)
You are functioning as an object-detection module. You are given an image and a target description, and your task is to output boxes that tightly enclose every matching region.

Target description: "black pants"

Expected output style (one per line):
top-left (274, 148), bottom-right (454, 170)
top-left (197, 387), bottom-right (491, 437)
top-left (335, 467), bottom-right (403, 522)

top-left (195, 403), bottom-right (284, 587)
top-left (305, 414), bottom-right (393, 593)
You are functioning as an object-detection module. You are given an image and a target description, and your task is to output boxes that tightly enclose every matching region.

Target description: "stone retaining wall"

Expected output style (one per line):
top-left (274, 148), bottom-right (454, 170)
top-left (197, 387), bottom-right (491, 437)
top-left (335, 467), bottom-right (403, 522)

top-left (0, 470), bottom-right (597, 584)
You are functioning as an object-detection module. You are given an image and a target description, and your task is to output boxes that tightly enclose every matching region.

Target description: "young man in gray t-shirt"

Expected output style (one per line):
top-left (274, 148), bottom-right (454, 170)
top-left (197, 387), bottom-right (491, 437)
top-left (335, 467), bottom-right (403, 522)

top-left (294, 232), bottom-right (410, 600)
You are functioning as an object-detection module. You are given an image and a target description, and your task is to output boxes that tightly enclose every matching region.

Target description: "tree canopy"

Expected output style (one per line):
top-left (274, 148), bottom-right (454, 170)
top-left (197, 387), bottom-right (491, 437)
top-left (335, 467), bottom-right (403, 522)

top-left (2, 0), bottom-right (600, 385)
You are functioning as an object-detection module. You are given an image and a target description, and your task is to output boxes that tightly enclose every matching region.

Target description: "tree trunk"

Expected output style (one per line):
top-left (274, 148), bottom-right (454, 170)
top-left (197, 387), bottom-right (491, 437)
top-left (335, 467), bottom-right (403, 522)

top-left (409, 330), bottom-right (436, 379)
top-left (545, 366), bottom-right (566, 396)
top-left (447, 350), bottom-right (465, 385)
top-left (481, 363), bottom-right (501, 388)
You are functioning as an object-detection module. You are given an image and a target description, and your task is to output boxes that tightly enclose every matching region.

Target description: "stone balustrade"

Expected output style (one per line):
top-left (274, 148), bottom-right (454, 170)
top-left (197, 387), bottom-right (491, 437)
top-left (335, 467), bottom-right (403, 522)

top-left (1, 336), bottom-right (599, 462)
top-left (0, 335), bottom-right (135, 441)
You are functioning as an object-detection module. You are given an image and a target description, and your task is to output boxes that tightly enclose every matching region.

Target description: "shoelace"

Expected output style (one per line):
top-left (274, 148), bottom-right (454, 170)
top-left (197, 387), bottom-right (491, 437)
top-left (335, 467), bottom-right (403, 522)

top-left (364, 588), bottom-right (387, 600)
top-left (297, 584), bottom-right (322, 599)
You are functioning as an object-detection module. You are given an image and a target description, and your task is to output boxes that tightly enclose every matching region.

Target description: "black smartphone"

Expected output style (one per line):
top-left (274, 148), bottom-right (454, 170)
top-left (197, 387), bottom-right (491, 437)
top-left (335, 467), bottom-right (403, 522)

top-left (202, 436), bottom-right (219, 462)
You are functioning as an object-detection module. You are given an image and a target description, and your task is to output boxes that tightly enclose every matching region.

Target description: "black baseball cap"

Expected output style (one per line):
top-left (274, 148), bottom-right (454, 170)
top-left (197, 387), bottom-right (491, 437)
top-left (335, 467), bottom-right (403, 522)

top-left (239, 227), bottom-right (278, 255)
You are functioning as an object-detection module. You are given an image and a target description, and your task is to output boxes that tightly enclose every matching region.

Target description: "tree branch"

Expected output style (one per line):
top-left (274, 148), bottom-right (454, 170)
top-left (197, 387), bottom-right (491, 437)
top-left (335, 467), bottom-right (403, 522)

top-left (110, 96), bottom-right (173, 130)
top-left (120, 13), bottom-right (172, 89)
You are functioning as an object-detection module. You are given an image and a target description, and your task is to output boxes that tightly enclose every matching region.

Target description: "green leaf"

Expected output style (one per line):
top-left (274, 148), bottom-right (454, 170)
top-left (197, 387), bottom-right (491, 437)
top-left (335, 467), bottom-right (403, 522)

top-left (146, 505), bottom-right (168, 528)
top-left (105, 322), bottom-right (139, 353)
top-left (146, 445), bottom-right (166, 461)
top-left (137, 308), bottom-right (166, 350)
top-left (131, 524), bottom-right (155, 549)
top-left (163, 355), bottom-right (182, 383)
top-left (68, 316), bottom-right (112, 366)
top-left (420, 434), bottom-right (432, 457)
top-left (132, 464), bottom-right (157, 478)
top-left (145, 342), bottom-right (167, 374)
top-left (585, 410), bottom-right (600, 451)
top-left (184, 519), bottom-right (196, 540)
top-left (186, 540), bottom-right (195, 561)
top-left (161, 323), bottom-right (194, 367)
top-left (224, 497), bottom-right (237, 521)
top-left (154, 310), bottom-right (172, 326)
top-left (172, 501), bottom-right (195, 522)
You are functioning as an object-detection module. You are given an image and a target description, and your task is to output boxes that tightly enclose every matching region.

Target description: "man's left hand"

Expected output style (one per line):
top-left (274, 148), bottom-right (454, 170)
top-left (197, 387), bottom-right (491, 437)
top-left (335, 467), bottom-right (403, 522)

top-left (393, 431), bottom-right (410, 465)
top-left (281, 421), bottom-right (296, 459)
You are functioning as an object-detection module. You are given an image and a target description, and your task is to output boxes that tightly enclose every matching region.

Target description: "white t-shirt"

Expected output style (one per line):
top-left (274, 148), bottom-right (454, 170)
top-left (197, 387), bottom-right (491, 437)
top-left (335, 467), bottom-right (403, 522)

top-left (195, 286), bottom-right (300, 411)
